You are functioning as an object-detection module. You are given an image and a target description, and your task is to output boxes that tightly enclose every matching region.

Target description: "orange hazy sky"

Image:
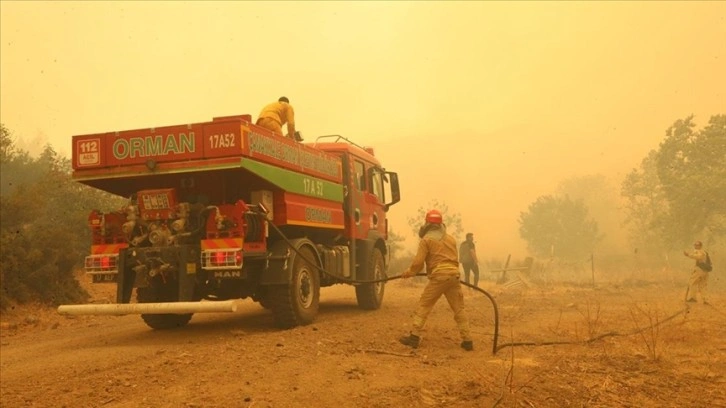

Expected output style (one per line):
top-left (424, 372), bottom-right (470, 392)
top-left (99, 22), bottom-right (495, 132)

top-left (1, 1), bottom-right (724, 258)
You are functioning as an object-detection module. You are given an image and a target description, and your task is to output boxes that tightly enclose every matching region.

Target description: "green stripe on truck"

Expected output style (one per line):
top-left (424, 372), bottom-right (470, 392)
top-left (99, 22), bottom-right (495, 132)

top-left (241, 159), bottom-right (344, 202)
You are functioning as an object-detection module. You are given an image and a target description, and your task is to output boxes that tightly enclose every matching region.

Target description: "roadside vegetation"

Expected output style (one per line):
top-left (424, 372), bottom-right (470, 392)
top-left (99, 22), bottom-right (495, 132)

top-left (0, 124), bottom-right (124, 309)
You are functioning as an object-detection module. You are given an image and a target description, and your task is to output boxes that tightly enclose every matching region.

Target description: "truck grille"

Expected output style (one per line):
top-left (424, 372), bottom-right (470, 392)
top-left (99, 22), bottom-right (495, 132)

top-left (85, 254), bottom-right (119, 274)
top-left (201, 248), bottom-right (243, 270)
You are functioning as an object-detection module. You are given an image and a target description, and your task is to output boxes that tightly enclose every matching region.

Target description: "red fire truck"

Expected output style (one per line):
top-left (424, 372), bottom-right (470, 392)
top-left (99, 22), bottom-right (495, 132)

top-left (58, 114), bottom-right (400, 329)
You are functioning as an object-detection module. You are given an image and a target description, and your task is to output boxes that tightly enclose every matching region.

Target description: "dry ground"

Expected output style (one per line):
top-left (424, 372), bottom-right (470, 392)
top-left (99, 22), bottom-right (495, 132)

top-left (1, 271), bottom-right (725, 408)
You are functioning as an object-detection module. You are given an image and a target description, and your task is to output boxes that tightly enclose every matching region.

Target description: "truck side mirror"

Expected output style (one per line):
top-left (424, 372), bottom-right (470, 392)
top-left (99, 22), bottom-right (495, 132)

top-left (384, 171), bottom-right (400, 211)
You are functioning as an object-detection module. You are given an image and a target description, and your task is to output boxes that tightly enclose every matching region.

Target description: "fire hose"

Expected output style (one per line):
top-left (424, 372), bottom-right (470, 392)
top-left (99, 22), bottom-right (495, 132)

top-left (265, 221), bottom-right (503, 354)
top-left (267, 220), bottom-right (692, 356)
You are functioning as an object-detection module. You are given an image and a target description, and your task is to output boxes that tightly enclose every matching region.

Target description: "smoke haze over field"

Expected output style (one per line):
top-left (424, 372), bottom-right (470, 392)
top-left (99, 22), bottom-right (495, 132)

top-left (1, 1), bottom-right (724, 259)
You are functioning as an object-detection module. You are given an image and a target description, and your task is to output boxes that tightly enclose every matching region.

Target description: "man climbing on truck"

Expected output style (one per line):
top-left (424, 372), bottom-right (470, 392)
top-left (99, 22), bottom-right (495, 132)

top-left (256, 96), bottom-right (302, 141)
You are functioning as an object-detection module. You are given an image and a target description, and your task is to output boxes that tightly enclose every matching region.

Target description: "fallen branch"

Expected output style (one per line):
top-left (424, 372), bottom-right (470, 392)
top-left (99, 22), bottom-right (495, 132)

top-left (495, 307), bottom-right (689, 352)
top-left (356, 348), bottom-right (416, 357)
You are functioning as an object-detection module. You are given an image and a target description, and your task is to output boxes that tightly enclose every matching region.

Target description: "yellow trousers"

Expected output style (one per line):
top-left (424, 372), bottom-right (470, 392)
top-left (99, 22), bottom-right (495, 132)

top-left (686, 269), bottom-right (709, 303)
top-left (256, 117), bottom-right (283, 136)
top-left (411, 274), bottom-right (471, 341)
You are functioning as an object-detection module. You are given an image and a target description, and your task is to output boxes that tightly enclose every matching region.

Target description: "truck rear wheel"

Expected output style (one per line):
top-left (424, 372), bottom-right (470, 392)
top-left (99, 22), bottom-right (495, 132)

top-left (255, 287), bottom-right (272, 310)
top-left (355, 248), bottom-right (385, 310)
top-left (136, 285), bottom-right (193, 330)
top-left (268, 246), bottom-right (320, 329)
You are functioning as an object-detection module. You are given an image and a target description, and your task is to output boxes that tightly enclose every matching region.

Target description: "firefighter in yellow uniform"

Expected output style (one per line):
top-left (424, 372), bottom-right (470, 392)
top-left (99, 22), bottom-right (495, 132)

top-left (399, 209), bottom-right (473, 351)
top-left (684, 240), bottom-right (710, 304)
top-left (256, 96), bottom-right (298, 141)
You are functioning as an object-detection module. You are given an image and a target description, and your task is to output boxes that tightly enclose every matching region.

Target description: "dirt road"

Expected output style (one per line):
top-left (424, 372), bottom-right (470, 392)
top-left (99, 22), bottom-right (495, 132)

top-left (1, 277), bottom-right (725, 407)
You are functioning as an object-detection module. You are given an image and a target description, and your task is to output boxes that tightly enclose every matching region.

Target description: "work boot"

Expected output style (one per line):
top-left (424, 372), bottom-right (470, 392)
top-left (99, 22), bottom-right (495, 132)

top-left (399, 334), bottom-right (420, 349)
top-left (461, 340), bottom-right (474, 351)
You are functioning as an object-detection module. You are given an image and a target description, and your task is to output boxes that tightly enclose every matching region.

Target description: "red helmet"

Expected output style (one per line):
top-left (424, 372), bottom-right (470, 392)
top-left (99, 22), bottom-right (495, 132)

top-left (425, 209), bottom-right (443, 224)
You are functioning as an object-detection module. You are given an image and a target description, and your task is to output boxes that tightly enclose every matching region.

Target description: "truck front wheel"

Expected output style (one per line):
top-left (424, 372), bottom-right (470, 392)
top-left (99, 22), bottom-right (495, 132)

top-left (355, 248), bottom-right (385, 310)
top-left (268, 246), bottom-right (320, 329)
top-left (136, 285), bottom-right (193, 330)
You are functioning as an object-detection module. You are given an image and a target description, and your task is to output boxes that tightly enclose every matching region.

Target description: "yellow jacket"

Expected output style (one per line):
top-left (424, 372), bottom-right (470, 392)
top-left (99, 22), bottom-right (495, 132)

top-left (258, 101), bottom-right (295, 136)
top-left (686, 249), bottom-right (708, 271)
top-left (404, 226), bottom-right (460, 277)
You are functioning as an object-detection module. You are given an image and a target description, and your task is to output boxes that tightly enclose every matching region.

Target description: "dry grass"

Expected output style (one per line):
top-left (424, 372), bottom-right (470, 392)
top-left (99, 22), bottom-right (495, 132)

top-left (629, 304), bottom-right (664, 361)
top-left (577, 299), bottom-right (602, 340)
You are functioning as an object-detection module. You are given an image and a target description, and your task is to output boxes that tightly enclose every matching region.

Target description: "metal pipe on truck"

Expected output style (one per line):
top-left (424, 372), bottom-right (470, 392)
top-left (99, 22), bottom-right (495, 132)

top-left (57, 300), bottom-right (238, 316)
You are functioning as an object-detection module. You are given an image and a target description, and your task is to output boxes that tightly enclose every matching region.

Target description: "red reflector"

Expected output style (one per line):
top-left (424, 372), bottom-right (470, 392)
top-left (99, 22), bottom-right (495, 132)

top-left (213, 252), bottom-right (225, 265)
top-left (101, 257), bottom-right (111, 268)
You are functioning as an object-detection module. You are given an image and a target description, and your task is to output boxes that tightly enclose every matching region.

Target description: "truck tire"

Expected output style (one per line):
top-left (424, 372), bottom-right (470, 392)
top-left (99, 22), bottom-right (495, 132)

top-left (136, 285), bottom-right (193, 330)
top-left (255, 288), bottom-right (272, 310)
top-left (355, 248), bottom-right (385, 310)
top-left (259, 299), bottom-right (272, 310)
top-left (268, 246), bottom-right (320, 329)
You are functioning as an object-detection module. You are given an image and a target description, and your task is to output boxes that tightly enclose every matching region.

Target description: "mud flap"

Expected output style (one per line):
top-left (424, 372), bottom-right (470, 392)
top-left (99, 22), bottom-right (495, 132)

top-left (177, 247), bottom-right (198, 301)
top-left (116, 248), bottom-right (135, 304)
top-left (258, 240), bottom-right (290, 285)
top-left (116, 246), bottom-right (199, 303)
top-left (259, 239), bottom-right (321, 285)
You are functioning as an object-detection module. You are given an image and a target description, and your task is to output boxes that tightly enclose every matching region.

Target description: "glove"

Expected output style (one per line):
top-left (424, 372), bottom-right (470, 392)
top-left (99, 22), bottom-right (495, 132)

top-left (401, 269), bottom-right (415, 279)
